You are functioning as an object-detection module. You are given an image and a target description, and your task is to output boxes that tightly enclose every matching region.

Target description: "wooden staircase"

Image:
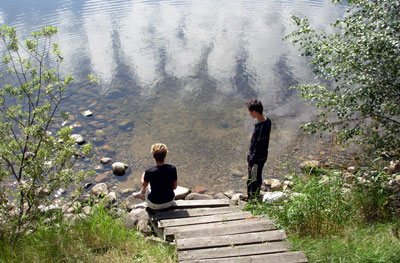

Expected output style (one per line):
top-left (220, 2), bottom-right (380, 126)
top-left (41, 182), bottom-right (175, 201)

top-left (147, 199), bottom-right (308, 263)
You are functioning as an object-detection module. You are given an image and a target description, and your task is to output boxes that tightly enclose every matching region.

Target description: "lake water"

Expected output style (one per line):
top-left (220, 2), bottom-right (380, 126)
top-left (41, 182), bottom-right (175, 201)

top-left (0, 0), bottom-right (346, 194)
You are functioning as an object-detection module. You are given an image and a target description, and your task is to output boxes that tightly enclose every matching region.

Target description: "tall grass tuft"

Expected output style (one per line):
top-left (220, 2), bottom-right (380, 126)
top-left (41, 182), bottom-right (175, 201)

top-left (247, 171), bottom-right (353, 236)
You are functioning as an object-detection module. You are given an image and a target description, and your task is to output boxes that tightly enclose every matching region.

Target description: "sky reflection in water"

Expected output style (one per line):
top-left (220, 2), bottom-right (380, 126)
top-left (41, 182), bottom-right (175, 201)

top-left (0, 0), bottom-right (345, 192)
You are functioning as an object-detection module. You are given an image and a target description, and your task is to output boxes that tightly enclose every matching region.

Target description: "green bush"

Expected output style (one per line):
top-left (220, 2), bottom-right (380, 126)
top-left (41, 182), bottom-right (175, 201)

top-left (352, 168), bottom-right (399, 222)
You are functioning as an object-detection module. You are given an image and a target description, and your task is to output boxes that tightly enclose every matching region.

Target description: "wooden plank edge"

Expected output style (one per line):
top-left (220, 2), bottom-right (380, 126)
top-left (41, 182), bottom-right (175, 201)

top-left (178, 242), bottom-right (290, 261)
top-left (179, 251), bottom-right (308, 263)
top-left (177, 230), bottom-right (287, 250)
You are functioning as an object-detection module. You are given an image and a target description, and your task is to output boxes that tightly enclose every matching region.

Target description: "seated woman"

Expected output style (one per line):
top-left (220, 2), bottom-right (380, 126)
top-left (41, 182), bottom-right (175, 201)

top-left (132, 143), bottom-right (177, 210)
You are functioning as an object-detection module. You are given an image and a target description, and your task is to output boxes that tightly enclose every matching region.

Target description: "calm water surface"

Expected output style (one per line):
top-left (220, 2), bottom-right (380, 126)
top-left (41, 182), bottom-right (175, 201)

top-left (0, 0), bottom-right (345, 193)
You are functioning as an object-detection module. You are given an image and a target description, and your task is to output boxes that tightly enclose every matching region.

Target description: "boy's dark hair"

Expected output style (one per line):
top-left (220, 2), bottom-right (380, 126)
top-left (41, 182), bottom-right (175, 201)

top-left (246, 99), bottom-right (263, 114)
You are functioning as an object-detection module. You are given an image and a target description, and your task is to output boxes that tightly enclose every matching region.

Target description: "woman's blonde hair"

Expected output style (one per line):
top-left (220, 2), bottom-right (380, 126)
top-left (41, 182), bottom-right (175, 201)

top-left (151, 143), bottom-right (168, 162)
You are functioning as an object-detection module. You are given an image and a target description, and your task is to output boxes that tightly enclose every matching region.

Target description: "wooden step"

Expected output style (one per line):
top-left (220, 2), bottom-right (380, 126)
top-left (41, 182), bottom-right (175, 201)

top-left (159, 211), bottom-right (252, 228)
top-left (178, 242), bottom-right (290, 261)
top-left (152, 206), bottom-right (242, 220)
top-left (171, 200), bottom-right (230, 209)
top-left (163, 216), bottom-right (266, 238)
top-left (175, 217), bottom-right (276, 239)
top-left (179, 251), bottom-right (308, 263)
top-left (177, 230), bottom-right (287, 250)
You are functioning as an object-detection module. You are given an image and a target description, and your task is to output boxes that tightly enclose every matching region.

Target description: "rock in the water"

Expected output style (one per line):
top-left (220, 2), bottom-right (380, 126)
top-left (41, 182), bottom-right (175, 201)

top-left (262, 191), bottom-right (284, 202)
top-left (95, 172), bottom-right (110, 183)
top-left (174, 186), bottom-right (191, 200)
top-left (112, 162), bottom-right (128, 176)
top-left (185, 193), bottom-right (214, 200)
top-left (82, 110), bottom-right (93, 117)
top-left (102, 145), bottom-right (116, 153)
top-left (90, 183), bottom-right (109, 196)
top-left (118, 119), bottom-right (134, 130)
top-left (70, 134), bottom-right (85, 145)
top-left (100, 157), bottom-right (112, 164)
top-left (94, 129), bottom-right (106, 137)
top-left (137, 219), bottom-right (152, 236)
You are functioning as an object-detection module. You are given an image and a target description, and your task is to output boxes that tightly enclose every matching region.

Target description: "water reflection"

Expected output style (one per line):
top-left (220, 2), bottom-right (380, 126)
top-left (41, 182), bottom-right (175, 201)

top-left (0, 0), bottom-right (345, 193)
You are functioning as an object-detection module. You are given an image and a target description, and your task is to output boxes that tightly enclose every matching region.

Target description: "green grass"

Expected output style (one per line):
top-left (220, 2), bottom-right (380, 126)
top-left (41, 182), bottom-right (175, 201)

top-left (0, 205), bottom-right (176, 263)
top-left (245, 164), bottom-right (400, 263)
top-left (290, 223), bottom-right (400, 263)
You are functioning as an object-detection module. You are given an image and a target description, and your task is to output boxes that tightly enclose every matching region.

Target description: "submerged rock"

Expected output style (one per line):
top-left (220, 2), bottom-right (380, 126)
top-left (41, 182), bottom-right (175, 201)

top-left (82, 110), bottom-right (93, 117)
top-left (112, 162), bottom-right (128, 176)
top-left (117, 119), bottom-right (134, 130)
top-left (70, 134), bottom-right (85, 145)
top-left (100, 157), bottom-right (112, 164)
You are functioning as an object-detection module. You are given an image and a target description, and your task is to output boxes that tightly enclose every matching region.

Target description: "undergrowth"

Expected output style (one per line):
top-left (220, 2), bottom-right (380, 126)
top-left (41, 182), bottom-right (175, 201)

top-left (245, 161), bottom-right (400, 263)
top-left (0, 205), bottom-right (176, 263)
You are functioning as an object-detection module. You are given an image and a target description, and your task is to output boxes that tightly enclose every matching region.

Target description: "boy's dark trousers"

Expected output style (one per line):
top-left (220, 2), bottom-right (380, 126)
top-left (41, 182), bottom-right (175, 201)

top-left (247, 162), bottom-right (264, 199)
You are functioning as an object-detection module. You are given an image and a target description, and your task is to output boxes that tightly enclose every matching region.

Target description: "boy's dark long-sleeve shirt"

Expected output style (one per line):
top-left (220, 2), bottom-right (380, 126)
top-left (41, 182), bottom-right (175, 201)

top-left (247, 117), bottom-right (271, 166)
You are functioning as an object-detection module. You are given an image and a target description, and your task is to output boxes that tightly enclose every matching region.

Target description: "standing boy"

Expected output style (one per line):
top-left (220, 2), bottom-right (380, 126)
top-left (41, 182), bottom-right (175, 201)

top-left (246, 99), bottom-right (271, 199)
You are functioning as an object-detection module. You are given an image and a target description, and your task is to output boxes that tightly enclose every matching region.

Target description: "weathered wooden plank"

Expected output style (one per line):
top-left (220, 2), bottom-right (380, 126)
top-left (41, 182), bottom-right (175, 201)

top-left (177, 230), bottom-right (287, 250)
top-left (152, 206), bottom-right (242, 220)
top-left (179, 251), bottom-right (308, 263)
top-left (159, 211), bottom-right (252, 228)
top-left (171, 200), bottom-right (230, 209)
top-left (175, 218), bottom-right (276, 239)
top-left (178, 242), bottom-right (290, 261)
top-left (163, 216), bottom-right (270, 237)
